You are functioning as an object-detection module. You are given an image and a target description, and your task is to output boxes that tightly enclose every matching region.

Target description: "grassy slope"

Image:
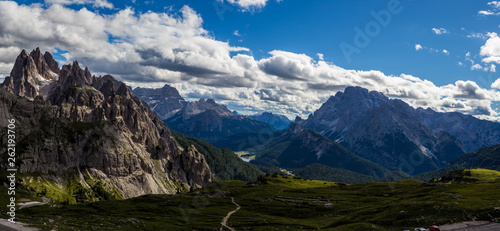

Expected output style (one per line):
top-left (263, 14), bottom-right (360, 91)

top-left (9, 169), bottom-right (500, 231)
top-left (291, 163), bottom-right (376, 184)
top-left (451, 144), bottom-right (500, 171)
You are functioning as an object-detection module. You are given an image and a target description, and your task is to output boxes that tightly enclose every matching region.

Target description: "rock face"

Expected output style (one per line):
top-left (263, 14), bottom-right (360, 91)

top-left (251, 112), bottom-right (292, 130)
top-left (132, 84), bottom-right (187, 119)
top-left (300, 87), bottom-right (466, 174)
top-left (0, 49), bottom-right (213, 202)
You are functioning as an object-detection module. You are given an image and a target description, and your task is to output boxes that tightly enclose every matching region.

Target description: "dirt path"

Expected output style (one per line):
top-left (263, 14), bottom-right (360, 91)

top-left (0, 219), bottom-right (38, 231)
top-left (19, 197), bottom-right (50, 210)
top-left (220, 197), bottom-right (241, 231)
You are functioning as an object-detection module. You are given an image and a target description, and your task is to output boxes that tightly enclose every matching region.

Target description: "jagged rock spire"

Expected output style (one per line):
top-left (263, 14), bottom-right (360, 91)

top-left (1, 48), bottom-right (60, 99)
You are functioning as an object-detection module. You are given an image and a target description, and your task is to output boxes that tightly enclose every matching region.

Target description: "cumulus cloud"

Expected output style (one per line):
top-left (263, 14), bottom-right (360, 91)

top-left (492, 78), bottom-right (500, 89)
top-left (480, 32), bottom-right (500, 64)
top-left (442, 49), bottom-right (449, 55)
top-left (431, 28), bottom-right (448, 35)
top-left (217, 0), bottom-right (281, 12)
top-left (44, 0), bottom-right (113, 9)
top-left (415, 44), bottom-right (422, 51)
top-left (0, 1), bottom-right (499, 121)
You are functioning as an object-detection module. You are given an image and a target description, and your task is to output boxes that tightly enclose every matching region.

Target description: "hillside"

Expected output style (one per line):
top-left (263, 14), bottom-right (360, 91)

top-left (291, 163), bottom-right (376, 184)
top-left (252, 122), bottom-right (390, 178)
top-left (451, 144), bottom-right (500, 171)
top-left (171, 131), bottom-right (264, 182)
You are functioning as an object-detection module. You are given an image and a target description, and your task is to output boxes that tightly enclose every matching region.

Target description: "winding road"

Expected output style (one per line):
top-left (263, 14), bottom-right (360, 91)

top-left (220, 197), bottom-right (241, 231)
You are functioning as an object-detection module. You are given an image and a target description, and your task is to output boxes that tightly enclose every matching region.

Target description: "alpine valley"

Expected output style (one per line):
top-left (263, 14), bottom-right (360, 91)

top-left (1, 49), bottom-right (500, 231)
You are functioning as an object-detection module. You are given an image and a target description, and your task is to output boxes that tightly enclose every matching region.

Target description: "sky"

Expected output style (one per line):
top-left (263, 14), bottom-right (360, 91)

top-left (1, 0), bottom-right (500, 121)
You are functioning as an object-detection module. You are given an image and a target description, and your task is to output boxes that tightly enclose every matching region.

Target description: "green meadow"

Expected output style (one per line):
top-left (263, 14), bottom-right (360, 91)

top-left (1, 169), bottom-right (499, 230)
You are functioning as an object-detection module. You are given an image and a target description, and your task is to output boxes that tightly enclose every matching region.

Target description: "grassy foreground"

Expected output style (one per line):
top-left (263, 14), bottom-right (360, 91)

top-left (3, 169), bottom-right (500, 230)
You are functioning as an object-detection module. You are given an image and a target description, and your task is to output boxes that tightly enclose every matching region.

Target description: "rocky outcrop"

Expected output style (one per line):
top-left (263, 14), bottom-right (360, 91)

top-left (0, 48), bottom-right (213, 201)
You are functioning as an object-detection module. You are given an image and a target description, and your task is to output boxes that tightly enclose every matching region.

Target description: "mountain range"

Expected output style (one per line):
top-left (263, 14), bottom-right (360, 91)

top-left (132, 78), bottom-right (500, 178)
top-left (132, 85), bottom-right (278, 144)
top-left (293, 86), bottom-right (499, 174)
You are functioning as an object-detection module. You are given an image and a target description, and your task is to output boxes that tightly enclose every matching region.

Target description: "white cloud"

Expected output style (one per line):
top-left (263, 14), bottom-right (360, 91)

top-left (415, 44), bottom-right (422, 51)
top-left (479, 2), bottom-right (500, 15)
top-left (458, 61), bottom-right (463, 66)
top-left (471, 64), bottom-right (483, 70)
top-left (488, 1), bottom-right (500, 9)
top-left (492, 78), bottom-right (500, 89)
top-left (431, 27), bottom-right (448, 35)
top-left (479, 10), bottom-right (496, 15)
top-left (467, 32), bottom-right (487, 39)
top-left (317, 53), bottom-right (324, 61)
top-left (490, 64), bottom-right (497, 72)
top-left (233, 30), bottom-right (241, 36)
top-left (217, 0), bottom-right (281, 12)
top-left (442, 49), bottom-right (449, 55)
top-left (480, 32), bottom-right (500, 64)
top-left (44, 0), bottom-right (113, 9)
top-left (0, 1), bottom-right (499, 121)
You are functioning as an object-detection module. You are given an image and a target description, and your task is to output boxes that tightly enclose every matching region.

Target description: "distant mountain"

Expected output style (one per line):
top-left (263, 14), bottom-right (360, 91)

top-left (300, 86), bottom-right (466, 174)
top-left (450, 144), bottom-right (500, 171)
top-left (164, 98), bottom-right (276, 144)
top-left (251, 112), bottom-right (292, 130)
top-left (132, 84), bottom-right (277, 144)
top-left (132, 84), bottom-right (186, 119)
top-left (0, 48), bottom-right (213, 203)
top-left (416, 108), bottom-right (500, 153)
top-left (252, 121), bottom-right (390, 178)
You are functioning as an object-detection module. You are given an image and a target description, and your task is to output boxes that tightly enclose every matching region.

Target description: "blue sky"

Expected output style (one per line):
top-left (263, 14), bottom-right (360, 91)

top-left (1, 0), bottom-right (500, 120)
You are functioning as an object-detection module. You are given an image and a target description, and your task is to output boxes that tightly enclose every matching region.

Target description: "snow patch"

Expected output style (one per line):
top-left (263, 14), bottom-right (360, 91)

top-left (316, 150), bottom-right (324, 160)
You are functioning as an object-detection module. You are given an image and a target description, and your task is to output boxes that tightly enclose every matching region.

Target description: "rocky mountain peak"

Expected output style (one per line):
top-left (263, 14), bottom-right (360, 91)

top-left (132, 84), bottom-right (186, 119)
top-left (1, 47), bottom-right (60, 99)
top-left (58, 61), bottom-right (94, 89)
top-left (301, 86), bottom-right (467, 174)
top-left (250, 111), bottom-right (292, 130)
top-left (180, 98), bottom-right (233, 119)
